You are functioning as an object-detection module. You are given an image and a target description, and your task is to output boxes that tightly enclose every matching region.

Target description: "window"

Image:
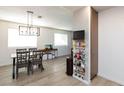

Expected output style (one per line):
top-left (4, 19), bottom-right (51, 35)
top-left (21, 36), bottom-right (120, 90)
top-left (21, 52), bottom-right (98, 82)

top-left (54, 33), bottom-right (68, 46)
top-left (8, 28), bottom-right (37, 47)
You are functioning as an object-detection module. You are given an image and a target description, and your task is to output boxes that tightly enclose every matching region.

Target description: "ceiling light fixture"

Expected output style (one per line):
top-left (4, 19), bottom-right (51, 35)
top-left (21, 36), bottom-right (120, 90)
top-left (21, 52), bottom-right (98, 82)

top-left (19, 11), bottom-right (40, 36)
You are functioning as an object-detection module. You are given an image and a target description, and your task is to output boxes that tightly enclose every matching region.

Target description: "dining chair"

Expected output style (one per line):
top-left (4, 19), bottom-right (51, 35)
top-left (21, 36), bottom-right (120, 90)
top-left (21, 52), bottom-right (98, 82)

top-left (29, 50), bottom-right (44, 74)
top-left (29, 48), bottom-right (38, 68)
top-left (16, 48), bottom-right (27, 52)
top-left (16, 51), bottom-right (30, 79)
top-left (29, 48), bottom-right (37, 52)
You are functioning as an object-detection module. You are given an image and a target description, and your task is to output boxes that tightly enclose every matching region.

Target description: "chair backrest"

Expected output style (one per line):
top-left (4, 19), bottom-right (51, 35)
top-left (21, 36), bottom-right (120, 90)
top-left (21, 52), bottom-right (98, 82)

top-left (16, 51), bottom-right (29, 65)
top-left (16, 49), bottom-right (27, 52)
top-left (29, 50), bottom-right (43, 60)
top-left (29, 48), bottom-right (37, 52)
top-left (29, 48), bottom-right (37, 60)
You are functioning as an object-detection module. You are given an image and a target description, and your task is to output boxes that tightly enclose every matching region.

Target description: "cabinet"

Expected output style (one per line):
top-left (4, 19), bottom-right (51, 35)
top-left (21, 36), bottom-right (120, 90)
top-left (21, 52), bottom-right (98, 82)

top-left (73, 31), bottom-right (86, 82)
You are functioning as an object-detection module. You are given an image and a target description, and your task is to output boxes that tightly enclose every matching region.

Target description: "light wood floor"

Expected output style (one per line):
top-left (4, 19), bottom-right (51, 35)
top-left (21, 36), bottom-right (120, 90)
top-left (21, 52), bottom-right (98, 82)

top-left (0, 56), bottom-right (120, 86)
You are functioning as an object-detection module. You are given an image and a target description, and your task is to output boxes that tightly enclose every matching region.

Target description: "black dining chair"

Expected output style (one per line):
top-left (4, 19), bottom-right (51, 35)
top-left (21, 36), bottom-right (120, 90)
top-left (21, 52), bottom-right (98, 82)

top-left (29, 48), bottom-right (38, 68)
top-left (16, 49), bottom-right (27, 52)
top-left (29, 48), bottom-right (37, 52)
top-left (16, 51), bottom-right (30, 79)
top-left (29, 50), bottom-right (44, 74)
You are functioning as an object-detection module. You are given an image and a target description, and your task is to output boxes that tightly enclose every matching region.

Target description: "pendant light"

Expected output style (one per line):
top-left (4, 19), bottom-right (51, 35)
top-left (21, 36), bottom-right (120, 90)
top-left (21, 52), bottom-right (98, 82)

top-left (19, 11), bottom-right (40, 36)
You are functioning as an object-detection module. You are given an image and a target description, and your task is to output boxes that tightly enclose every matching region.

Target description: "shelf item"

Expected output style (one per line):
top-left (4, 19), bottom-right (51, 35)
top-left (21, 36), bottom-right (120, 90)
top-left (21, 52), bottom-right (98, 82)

top-left (73, 40), bottom-right (86, 48)
top-left (73, 39), bottom-right (87, 82)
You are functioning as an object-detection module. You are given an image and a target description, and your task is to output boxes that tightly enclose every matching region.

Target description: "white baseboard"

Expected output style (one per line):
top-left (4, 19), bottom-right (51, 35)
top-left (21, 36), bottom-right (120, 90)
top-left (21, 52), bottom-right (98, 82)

top-left (98, 73), bottom-right (123, 86)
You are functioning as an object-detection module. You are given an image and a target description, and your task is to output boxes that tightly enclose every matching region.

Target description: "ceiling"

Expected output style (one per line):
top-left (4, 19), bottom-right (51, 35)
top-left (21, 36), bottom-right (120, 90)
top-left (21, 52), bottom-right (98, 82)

top-left (0, 6), bottom-right (74, 30)
top-left (63, 6), bottom-right (83, 12)
top-left (93, 6), bottom-right (114, 12)
top-left (63, 6), bottom-right (114, 12)
top-left (0, 6), bottom-right (114, 30)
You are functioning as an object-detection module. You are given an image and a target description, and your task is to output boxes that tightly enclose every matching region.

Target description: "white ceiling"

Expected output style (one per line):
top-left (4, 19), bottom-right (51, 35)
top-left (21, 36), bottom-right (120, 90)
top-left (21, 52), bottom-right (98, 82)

top-left (63, 6), bottom-right (83, 12)
top-left (93, 6), bottom-right (114, 12)
top-left (0, 6), bottom-right (74, 30)
top-left (63, 6), bottom-right (114, 12)
top-left (0, 6), bottom-right (114, 30)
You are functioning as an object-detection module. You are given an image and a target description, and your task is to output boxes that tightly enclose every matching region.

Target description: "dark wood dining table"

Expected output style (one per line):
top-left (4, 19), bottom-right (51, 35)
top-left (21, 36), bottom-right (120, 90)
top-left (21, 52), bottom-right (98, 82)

top-left (40, 48), bottom-right (58, 59)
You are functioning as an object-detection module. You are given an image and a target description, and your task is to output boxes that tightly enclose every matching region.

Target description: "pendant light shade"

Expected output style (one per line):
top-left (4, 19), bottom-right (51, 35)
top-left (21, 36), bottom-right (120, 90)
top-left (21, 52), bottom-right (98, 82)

top-left (19, 11), bottom-right (40, 36)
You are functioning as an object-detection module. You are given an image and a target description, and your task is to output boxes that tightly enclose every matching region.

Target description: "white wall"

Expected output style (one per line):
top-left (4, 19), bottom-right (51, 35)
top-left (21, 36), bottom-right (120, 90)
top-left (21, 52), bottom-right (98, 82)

top-left (0, 21), bottom-right (18, 66)
top-left (37, 27), bottom-right (72, 57)
top-left (73, 7), bottom-right (90, 30)
top-left (0, 20), bottom-right (72, 66)
top-left (73, 6), bottom-right (91, 84)
top-left (99, 7), bottom-right (124, 85)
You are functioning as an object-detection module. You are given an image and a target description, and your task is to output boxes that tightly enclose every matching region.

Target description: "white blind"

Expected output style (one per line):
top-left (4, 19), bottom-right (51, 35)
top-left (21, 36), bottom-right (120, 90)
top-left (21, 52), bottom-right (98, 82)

top-left (54, 33), bottom-right (68, 46)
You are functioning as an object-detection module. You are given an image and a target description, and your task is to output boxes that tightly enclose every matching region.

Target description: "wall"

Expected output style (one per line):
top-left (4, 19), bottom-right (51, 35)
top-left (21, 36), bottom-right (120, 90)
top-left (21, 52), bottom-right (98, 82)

top-left (37, 27), bottom-right (72, 58)
top-left (73, 7), bottom-right (90, 30)
top-left (0, 20), bottom-right (72, 66)
top-left (98, 7), bottom-right (124, 85)
top-left (0, 21), bottom-right (18, 66)
top-left (73, 6), bottom-right (91, 84)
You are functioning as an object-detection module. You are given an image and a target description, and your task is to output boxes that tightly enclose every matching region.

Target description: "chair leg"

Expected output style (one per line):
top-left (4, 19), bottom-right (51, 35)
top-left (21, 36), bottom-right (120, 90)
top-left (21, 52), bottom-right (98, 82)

top-left (38, 64), bottom-right (41, 69)
top-left (31, 65), bottom-right (33, 74)
top-left (16, 66), bottom-right (18, 79)
top-left (39, 64), bottom-right (42, 71)
top-left (40, 63), bottom-right (44, 71)
top-left (27, 65), bottom-right (30, 75)
top-left (40, 64), bottom-right (42, 72)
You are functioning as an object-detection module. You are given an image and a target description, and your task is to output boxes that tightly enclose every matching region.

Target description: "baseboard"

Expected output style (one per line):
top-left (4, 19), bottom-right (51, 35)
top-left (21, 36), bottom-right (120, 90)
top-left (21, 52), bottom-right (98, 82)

top-left (90, 74), bottom-right (97, 80)
top-left (98, 73), bottom-right (123, 86)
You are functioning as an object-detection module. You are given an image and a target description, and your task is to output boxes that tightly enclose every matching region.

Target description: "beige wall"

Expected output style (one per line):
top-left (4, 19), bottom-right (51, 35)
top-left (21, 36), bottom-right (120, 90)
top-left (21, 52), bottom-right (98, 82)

top-left (0, 20), bottom-right (73, 66)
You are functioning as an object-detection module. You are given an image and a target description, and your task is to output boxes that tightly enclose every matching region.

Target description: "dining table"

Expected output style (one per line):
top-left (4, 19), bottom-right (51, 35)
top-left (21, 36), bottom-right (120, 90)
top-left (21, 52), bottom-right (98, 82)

top-left (11, 48), bottom-right (58, 79)
top-left (11, 51), bottom-right (44, 79)
top-left (41, 48), bottom-right (58, 59)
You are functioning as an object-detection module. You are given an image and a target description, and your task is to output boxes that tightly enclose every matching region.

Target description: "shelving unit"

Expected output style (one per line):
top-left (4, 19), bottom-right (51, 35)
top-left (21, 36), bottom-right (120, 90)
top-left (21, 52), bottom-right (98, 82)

top-left (72, 7), bottom-right (98, 84)
top-left (73, 40), bottom-right (87, 82)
